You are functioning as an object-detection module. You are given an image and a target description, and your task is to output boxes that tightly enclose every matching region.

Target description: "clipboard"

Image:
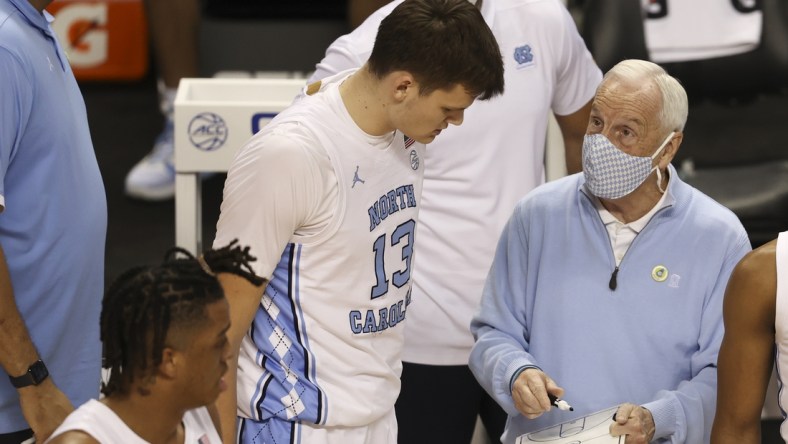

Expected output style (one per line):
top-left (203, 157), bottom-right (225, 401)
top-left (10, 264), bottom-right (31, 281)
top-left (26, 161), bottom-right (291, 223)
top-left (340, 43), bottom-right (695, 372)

top-left (516, 406), bottom-right (623, 444)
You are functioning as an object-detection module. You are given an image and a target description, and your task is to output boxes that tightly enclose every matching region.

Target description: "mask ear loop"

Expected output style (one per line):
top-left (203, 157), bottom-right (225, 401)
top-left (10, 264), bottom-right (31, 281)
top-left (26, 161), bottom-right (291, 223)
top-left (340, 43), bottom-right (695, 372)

top-left (651, 132), bottom-right (675, 194)
top-left (655, 168), bottom-right (665, 194)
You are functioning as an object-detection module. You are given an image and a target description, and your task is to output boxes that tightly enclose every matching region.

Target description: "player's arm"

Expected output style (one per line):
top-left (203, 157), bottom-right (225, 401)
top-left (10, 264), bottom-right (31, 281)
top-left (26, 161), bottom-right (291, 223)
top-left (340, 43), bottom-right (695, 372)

top-left (215, 274), bottom-right (267, 444)
top-left (46, 430), bottom-right (100, 443)
top-left (212, 136), bottom-right (326, 443)
top-left (548, 0), bottom-right (601, 176)
top-left (711, 242), bottom-right (777, 444)
top-left (554, 99), bottom-right (592, 175)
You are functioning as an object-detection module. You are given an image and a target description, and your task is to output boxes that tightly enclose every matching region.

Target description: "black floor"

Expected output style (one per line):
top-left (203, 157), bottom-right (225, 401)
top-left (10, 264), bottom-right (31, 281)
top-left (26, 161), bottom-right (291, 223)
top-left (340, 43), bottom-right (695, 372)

top-left (80, 73), bottom-right (788, 443)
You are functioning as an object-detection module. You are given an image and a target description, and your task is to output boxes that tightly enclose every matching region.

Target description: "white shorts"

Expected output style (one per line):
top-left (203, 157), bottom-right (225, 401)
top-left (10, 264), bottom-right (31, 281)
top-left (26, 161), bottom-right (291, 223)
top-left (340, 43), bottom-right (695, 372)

top-left (238, 408), bottom-right (397, 444)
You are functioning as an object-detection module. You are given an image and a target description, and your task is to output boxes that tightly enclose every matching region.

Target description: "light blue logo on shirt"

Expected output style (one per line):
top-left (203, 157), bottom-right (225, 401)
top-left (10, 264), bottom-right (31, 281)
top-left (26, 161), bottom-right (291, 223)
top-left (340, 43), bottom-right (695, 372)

top-left (514, 44), bottom-right (535, 69)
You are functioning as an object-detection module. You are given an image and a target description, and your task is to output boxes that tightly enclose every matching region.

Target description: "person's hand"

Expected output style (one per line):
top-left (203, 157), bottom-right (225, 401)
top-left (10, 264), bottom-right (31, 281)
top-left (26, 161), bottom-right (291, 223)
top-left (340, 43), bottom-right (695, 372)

top-left (18, 379), bottom-right (74, 442)
top-left (511, 368), bottom-right (564, 419)
top-left (609, 403), bottom-right (655, 444)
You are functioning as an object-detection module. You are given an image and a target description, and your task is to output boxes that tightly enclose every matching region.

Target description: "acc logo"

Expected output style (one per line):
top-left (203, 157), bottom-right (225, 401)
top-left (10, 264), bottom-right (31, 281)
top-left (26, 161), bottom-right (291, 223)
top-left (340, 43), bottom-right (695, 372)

top-left (188, 113), bottom-right (228, 152)
top-left (513, 44), bottom-right (535, 68)
top-left (410, 150), bottom-right (420, 170)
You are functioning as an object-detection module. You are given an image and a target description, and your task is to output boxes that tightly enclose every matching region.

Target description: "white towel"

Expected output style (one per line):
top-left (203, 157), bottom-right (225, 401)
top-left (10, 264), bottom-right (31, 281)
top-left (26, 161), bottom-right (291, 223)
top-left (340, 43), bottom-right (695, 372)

top-left (642, 0), bottom-right (762, 63)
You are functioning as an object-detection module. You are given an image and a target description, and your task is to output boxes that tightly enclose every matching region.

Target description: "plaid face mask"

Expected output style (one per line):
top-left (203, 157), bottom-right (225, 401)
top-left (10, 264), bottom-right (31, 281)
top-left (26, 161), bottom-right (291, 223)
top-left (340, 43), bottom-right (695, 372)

top-left (582, 132), bottom-right (674, 199)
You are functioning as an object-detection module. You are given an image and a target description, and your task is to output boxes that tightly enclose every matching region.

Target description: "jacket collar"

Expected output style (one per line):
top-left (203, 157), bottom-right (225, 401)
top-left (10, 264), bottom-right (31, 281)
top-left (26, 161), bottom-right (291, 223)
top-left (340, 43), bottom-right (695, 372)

top-left (7, 0), bottom-right (55, 34)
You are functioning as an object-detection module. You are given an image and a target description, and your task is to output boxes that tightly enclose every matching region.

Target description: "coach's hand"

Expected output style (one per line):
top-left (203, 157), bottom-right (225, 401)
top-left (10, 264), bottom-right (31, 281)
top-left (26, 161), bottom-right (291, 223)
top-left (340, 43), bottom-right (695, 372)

top-left (511, 368), bottom-right (564, 419)
top-left (18, 379), bottom-right (74, 442)
top-left (609, 403), bottom-right (655, 444)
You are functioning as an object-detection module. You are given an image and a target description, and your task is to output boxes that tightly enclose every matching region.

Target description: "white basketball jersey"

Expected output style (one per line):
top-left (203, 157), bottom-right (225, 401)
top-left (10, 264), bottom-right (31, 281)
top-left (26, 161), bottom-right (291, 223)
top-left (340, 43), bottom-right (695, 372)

top-left (775, 231), bottom-right (788, 440)
top-left (310, 0), bottom-right (602, 366)
top-left (48, 399), bottom-right (221, 443)
top-left (228, 74), bottom-right (425, 428)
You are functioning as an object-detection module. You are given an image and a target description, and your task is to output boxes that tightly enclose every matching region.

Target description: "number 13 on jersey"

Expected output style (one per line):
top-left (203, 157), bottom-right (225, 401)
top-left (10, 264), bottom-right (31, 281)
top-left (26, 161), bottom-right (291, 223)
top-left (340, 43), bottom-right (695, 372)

top-left (370, 219), bottom-right (415, 299)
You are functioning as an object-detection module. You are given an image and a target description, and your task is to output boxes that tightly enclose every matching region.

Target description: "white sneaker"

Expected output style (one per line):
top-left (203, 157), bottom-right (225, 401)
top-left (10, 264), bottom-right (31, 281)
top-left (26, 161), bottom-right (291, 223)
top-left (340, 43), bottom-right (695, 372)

top-left (124, 121), bottom-right (175, 201)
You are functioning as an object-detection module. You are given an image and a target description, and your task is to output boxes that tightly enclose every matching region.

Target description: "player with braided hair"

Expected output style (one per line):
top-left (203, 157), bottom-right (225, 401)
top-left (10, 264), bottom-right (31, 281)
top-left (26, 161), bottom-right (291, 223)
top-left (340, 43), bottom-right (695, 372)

top-left (47, 240), bottom-right (263, 444)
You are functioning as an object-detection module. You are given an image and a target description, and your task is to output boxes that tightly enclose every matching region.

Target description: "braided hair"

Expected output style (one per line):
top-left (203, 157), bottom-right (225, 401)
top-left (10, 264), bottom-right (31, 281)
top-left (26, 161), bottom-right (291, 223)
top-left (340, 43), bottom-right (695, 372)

top-left (100, 239), bottom-right (263, 396)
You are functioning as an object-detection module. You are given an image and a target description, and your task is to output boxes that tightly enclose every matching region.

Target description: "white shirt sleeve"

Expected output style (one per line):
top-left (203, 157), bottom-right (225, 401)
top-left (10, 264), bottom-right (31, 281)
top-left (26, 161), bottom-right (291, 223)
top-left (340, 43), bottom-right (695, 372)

top-left (214, 129), bottom-right (335, 279)
top-left (550, 1), bottom-right (603, 116)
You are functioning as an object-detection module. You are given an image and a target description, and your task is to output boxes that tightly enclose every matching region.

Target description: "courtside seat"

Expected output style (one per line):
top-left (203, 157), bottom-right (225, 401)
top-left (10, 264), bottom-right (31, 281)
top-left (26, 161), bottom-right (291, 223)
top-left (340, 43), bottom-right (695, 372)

top-left (679, 161), bottom-right (788, 248)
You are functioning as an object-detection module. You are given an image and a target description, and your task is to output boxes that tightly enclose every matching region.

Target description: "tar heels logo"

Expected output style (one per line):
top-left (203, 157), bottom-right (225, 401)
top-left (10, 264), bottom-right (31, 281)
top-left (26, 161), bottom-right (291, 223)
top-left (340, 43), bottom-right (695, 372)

top-left (188, 112), bottom-right (228, 151)
top-left (514, 44), bottom-right (535, 68)
top-left (668, 274), bottom-right (681, 288)
top-left (410, 150), bottom-right (419, 170)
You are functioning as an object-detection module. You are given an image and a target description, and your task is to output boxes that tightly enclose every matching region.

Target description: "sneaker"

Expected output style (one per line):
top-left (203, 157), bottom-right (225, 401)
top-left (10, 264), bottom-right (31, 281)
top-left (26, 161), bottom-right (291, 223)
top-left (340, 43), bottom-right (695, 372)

top-left (124, 120), bottom-right (175, 201)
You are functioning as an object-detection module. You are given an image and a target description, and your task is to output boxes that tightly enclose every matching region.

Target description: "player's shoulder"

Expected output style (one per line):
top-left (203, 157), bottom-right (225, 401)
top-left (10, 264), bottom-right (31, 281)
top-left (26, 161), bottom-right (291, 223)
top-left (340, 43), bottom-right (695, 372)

top-left (239, 125), bottom-right (326, 173)
top-left (723, 238), bottom-right (777, 322)
top-left (47, 430), bottom-right (101, 444)
top-left (723, 238), bottom-right (777, 306)
top-left (738, 239), bottom-right (777, 277)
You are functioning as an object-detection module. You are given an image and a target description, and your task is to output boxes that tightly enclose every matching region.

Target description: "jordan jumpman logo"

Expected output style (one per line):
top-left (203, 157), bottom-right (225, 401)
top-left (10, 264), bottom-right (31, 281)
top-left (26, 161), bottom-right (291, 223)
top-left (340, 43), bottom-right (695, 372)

top-left (352, 166), bottom-right (365, 188)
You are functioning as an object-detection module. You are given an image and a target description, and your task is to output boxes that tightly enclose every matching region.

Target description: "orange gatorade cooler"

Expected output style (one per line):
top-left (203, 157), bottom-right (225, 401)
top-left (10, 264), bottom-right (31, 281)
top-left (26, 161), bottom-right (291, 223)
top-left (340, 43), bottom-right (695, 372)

top-left (46, 0), bottom-right (148, 81)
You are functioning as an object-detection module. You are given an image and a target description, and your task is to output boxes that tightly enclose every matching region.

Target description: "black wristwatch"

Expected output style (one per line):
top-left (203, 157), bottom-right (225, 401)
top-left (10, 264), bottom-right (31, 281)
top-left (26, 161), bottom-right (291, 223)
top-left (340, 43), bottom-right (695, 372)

top-left (9, 360), bottom-right (49, 388)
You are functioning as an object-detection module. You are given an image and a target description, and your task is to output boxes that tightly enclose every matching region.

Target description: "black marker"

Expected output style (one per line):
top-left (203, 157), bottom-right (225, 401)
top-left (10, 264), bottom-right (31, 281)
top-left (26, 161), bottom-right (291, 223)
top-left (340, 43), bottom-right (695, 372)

top-left (548, 394), bottom-right (574, 411)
